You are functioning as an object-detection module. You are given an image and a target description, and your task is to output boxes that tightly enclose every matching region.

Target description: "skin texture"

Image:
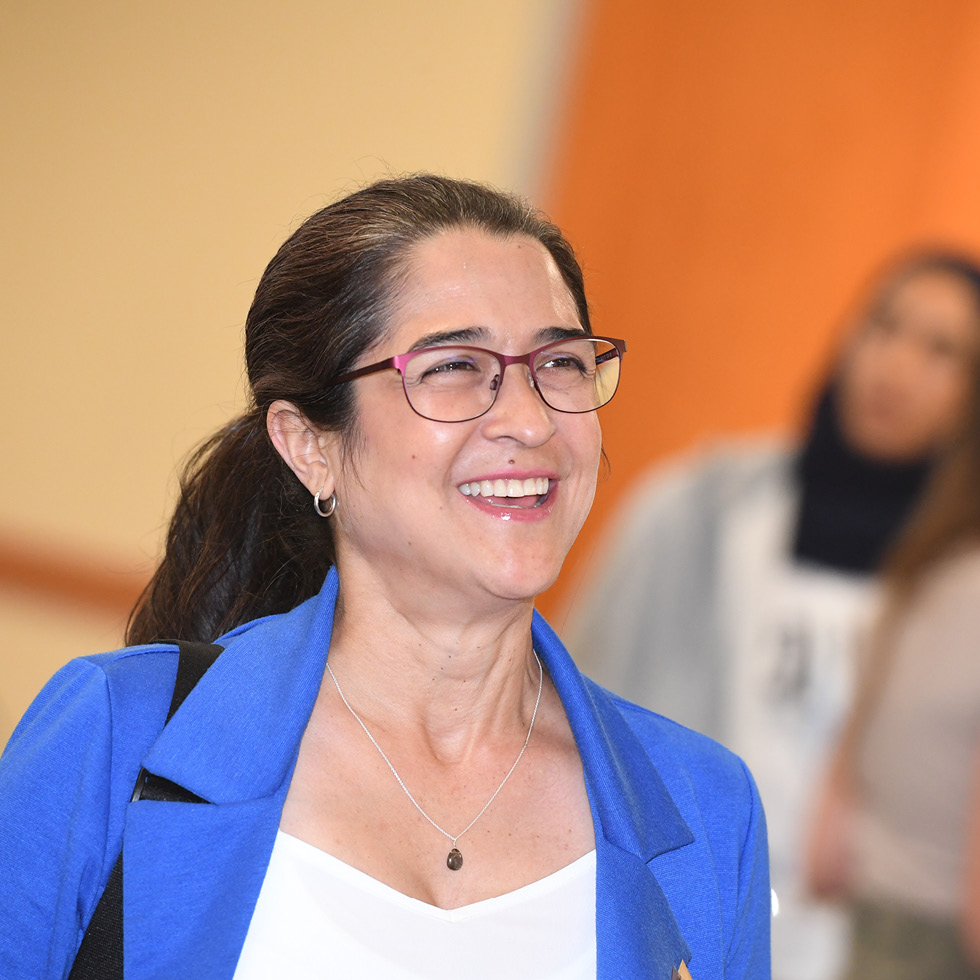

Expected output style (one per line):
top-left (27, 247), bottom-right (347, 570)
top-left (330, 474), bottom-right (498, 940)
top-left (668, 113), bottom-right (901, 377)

top-left (267, 229), bottom-right (600, 909)
top-left (836, 268), bottom-right (980, 462)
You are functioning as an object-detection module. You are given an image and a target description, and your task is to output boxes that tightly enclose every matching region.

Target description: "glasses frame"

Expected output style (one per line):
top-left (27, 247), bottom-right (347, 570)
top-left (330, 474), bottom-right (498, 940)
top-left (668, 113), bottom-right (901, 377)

top-left (323, 335), bottom-right (627, 423)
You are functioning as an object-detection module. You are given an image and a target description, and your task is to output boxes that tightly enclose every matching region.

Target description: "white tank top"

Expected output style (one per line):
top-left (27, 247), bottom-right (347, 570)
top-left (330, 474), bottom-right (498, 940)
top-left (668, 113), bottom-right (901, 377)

top-left (233, 831), bottom-right (597, 979)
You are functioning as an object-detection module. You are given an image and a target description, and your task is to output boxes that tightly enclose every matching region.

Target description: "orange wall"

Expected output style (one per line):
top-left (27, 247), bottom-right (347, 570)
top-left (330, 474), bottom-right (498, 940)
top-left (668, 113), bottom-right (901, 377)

top-left (539, 0), bottom-right (980, 622)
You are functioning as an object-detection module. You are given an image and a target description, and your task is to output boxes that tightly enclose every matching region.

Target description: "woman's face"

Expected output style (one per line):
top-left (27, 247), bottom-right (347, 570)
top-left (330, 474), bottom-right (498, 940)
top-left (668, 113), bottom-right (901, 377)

top-left (836, 268), bottom-right (980, 462)
top-left (320, 228), bottom-right (602, 610)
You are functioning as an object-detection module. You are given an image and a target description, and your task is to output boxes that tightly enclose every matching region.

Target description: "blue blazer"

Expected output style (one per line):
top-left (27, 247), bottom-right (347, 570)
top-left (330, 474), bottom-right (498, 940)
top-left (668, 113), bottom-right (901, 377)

top-left (0, 569), bottom-right (770, 978)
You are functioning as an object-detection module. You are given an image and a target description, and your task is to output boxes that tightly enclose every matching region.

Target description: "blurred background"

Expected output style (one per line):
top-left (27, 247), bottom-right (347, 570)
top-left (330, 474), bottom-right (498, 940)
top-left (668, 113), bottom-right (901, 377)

top-left (4, 0), bottom-right (980, 745)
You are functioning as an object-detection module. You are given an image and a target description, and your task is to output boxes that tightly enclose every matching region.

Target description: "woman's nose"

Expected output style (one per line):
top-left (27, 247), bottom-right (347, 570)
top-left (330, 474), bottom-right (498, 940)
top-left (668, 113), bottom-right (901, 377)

top-left (480, 363), bottom-right (556, 445)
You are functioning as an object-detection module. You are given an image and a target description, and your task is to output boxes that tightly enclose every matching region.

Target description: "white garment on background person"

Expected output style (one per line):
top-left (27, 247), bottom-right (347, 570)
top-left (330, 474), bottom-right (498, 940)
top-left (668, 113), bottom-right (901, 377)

top-left (720, 459), bottom-right (876, 980)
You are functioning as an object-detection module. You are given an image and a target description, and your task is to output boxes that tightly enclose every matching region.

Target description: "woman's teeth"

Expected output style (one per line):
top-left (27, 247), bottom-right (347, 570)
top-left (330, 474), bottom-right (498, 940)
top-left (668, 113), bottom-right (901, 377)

top-left (458, 477), bottom-right (550, 499)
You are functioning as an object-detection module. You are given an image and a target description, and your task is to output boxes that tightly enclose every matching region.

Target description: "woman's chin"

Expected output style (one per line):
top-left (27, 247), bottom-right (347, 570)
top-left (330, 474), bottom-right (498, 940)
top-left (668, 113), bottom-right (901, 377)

top-left (476, 562), bottom-right (563, 606)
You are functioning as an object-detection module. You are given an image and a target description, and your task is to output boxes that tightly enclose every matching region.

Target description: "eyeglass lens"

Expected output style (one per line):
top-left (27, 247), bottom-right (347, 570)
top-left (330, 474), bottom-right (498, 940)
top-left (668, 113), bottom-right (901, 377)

top-left (401, 338), bottom-right (622, 422)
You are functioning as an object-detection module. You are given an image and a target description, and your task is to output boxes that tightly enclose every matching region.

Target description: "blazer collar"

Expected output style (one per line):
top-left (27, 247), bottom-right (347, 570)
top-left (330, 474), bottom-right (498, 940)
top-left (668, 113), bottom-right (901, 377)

top-left (141, 571), bottom-right (340, 803)
top-left (532, 611), bottom-right (694, 860)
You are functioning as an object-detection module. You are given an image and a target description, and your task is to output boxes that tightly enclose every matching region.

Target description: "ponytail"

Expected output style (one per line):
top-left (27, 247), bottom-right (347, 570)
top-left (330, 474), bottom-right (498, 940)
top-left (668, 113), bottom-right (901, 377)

top-left (126, 411), bottom-right (334, 643)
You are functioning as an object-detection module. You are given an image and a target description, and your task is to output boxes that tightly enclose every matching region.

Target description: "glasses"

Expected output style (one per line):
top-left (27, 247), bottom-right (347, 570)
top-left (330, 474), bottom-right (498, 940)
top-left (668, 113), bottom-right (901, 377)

top-left (324, 335), bottom-right (627, 423)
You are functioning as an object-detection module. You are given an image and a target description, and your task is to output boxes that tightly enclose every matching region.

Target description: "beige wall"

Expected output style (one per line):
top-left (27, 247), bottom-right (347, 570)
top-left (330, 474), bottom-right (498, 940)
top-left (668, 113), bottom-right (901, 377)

top-left (0, 0), bottom-right (581, 743)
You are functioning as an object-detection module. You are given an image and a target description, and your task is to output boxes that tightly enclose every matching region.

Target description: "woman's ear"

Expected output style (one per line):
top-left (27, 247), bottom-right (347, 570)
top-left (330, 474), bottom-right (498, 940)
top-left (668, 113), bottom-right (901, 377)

top-left (267, 400), bottom-right (336, 498)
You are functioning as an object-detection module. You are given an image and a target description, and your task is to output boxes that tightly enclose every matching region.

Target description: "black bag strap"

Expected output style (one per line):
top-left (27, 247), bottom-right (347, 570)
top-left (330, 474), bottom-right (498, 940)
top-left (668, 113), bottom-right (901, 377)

top-left (67, 640), bottom-right (223, 980)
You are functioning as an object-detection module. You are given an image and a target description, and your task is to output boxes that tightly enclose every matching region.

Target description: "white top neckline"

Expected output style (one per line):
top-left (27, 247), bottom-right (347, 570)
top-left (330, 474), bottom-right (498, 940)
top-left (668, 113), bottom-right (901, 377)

top-left (276, 830), bottom-right (596, 919)
top-left (233, 830), bottom-right (598, 979)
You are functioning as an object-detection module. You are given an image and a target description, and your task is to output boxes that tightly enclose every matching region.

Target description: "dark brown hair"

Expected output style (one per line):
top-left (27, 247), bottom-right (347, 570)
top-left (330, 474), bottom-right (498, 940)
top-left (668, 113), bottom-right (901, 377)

top-left (877, 250), bottom-right (980, 596)
top-left (127, 175), bottom-right (591, 643)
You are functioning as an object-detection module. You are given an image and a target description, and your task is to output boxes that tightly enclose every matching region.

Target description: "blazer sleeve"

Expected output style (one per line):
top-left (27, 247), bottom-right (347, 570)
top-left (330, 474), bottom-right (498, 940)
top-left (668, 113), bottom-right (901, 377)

top-left (0, 658), bottom-right (129, 979)
top-left (725, 758), bottom-right (772, 978)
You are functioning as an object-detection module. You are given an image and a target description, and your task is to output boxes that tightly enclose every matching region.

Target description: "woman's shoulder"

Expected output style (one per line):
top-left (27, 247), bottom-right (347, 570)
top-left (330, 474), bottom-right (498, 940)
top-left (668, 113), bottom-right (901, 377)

top-left (582, 679), bottom-right (770, 970)
top-left (604, 681), bottom-right (749, 763)
top-left (54, 641), bottom-right (181, 698)
top-left (897, 543), bottom-right (980, 634)
top-left (623, 433), bottom-right (795, 517)
top-left (924, 542), bottom-right (980, 595)
top-left (12, 601), bottom-right (302, 746)
top-left (592, 680), bottom-right (763, 821)
top-left (3, 643), bottom-right (180, 764)
top-left (587, 435), bottom-right (797, 581)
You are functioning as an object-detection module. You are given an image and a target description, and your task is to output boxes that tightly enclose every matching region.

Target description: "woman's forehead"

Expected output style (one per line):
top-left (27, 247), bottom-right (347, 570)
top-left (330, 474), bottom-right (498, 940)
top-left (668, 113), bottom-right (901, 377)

top-left (874, 267), bottom-right (980, 321)
top-left (403, 227), bottom-right (554, 284)
top-left (386, 229), bottom-right (580, 342)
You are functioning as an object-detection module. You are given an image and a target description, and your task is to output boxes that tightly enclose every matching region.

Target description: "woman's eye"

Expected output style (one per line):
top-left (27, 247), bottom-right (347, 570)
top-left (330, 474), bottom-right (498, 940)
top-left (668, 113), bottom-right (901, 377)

top-left (540, 353), bottom-right (588, 374)
top-left (867, 313), bottom-right (898, 337)
top-left (423, 359), bottom-right (478, 376)
top-left (413, 355), bottom-right (486, 385)
top-left (927, 336), bottom-right (962, 361)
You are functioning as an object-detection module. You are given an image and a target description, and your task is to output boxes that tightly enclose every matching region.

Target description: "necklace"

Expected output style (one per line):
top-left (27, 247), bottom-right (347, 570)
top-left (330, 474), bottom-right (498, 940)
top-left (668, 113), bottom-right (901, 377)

top-left (325, 651), bottom-right (544, 872)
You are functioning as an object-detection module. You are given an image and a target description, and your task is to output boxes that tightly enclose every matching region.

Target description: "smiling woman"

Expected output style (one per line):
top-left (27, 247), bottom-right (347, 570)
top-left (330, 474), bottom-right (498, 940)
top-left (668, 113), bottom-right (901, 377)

top-left (0, 176), bottom-right (770, 979)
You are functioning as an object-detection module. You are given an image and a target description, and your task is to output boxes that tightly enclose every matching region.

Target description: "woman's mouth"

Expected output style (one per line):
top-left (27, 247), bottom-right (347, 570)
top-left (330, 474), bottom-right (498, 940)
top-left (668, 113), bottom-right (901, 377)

top-left (457, 477), bottom-right (551, 509)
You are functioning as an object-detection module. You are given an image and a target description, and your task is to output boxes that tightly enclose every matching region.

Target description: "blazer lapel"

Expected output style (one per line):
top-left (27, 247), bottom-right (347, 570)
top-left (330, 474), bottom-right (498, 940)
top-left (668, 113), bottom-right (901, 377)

top-left (594, 841), bottom-right (692, 980)
top-left (123, 796), bottom-right (284, 979)
top-left (532, 611), bottom-right (695, 980)
top-left (122, 572), bottom-right (341, 977)
top-left (141, 571), bottom-right (339, 803)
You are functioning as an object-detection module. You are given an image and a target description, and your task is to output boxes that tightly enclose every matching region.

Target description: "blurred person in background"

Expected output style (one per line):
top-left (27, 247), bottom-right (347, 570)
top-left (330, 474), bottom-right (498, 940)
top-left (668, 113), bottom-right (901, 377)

top-left (807, 310), bottom-right (980, 977)
top-left (563, 249), bottom-right (980, 980)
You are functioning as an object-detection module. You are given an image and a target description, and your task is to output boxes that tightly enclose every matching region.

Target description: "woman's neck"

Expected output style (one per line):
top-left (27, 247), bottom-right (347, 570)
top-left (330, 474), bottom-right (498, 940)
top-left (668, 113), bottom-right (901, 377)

top-left (322, 576), bottom-right (541, 763)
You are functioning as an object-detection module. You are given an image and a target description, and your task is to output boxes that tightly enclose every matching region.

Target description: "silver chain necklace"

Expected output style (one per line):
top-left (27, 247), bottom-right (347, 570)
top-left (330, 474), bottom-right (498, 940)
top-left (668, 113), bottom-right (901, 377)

top-left (325, 651), bottom-right (544, 872)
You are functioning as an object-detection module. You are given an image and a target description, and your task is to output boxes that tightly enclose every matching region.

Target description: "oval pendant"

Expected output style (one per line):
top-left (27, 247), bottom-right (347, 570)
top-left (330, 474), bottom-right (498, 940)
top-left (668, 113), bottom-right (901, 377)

top-left (447, 847), bottom-right (463, 871)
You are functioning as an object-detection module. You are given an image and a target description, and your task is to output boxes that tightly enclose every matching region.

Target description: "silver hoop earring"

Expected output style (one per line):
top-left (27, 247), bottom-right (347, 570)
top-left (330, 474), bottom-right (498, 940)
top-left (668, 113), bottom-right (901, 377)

top-left (313, 489), bottom-right (337, 518)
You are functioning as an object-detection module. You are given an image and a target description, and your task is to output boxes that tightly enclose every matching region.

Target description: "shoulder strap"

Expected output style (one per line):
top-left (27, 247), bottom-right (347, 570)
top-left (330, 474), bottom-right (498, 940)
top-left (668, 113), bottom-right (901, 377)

top-left (130, 640), bottom-right (224, 803)
top-left (67, 640), bottom-right (223, 980)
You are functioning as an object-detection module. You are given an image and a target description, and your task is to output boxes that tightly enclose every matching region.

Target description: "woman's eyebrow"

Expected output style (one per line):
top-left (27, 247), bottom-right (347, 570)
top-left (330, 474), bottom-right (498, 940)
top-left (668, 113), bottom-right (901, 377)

top-left (407, 327), bottom-right (490, 352)
top-left (536, 326), bottom-right (589, 344)
top-left (407, 324), bottom-right (586, 353)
